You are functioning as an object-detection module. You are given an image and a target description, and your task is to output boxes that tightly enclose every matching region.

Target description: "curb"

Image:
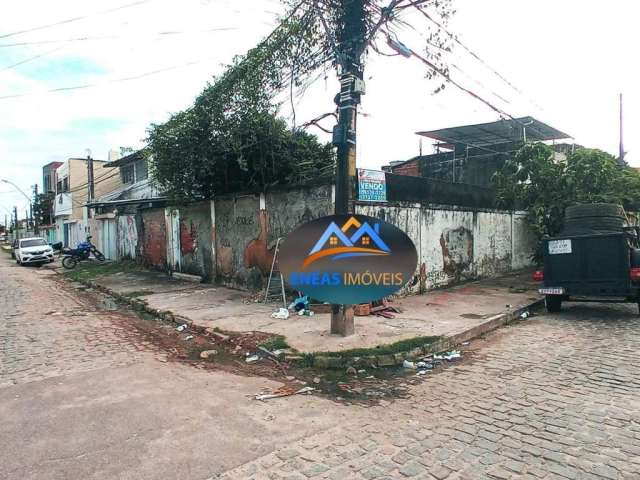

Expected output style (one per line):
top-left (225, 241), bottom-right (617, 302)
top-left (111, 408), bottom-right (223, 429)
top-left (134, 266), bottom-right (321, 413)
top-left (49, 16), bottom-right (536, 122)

top-left (311, 298), bottom-right (545, 369)
top-left (68, 272), bottom-right (543, 370)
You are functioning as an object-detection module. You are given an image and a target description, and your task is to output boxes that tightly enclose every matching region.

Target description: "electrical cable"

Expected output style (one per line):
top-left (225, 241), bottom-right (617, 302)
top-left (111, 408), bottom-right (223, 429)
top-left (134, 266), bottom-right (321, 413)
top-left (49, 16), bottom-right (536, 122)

top-left (405, 0), bottom-right (545, 112)
top-left (0, 0), bottom-right (155, 40)
top-left (0, 45), bottom-right (67, 73)
top-left (0, 27), bottom-right (239, 48)
top-left (0, 56), bottom-right (220, 100)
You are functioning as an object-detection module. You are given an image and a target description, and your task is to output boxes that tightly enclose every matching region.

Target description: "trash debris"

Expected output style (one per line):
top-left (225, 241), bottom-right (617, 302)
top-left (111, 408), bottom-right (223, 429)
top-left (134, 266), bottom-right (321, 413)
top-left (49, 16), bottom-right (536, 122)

top-left (176, 324), bottom-right (188, 332)
top-left (245, 355), bottom-right (260, 363)
top-left (271, 308), bottom-right (290, 319)
top-left (403, 360), bottom-right (417, 370)
top-left (461, 341), bottom-right (470, 346)
top-left (346, 366), bottom-right (357, 376)
top-left (312, 376), bottom-right (321, 384)
top-left (416, 370), bottom-right (430, 376)
top-left (290, 294), bottom-right (310, 312)
top-left (200, 349), bottom-right (218, 359)
top-left (416, 361), bottom-right (430, 369)
top-left (254, 386), bottom-right (314, 401)
top-left (520, 311), bottom-right (530, 319)
top-left (184, 335), bottom-right (194, 341)
top-left (443, 350), bottom-right (461, 361)
top-left (357, 369), bottom-right (366, 374)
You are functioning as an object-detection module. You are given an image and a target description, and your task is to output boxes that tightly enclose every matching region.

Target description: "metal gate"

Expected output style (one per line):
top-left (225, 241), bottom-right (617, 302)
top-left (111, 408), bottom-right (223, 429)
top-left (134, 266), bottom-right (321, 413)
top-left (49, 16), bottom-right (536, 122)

top-left (100, 219), bottom-right (117, 260)
top-left (165, 208), bottom-right (181, 271)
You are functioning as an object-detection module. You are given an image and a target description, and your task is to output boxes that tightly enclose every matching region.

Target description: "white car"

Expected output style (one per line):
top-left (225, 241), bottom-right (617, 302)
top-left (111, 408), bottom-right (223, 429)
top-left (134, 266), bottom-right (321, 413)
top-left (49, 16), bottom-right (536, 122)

top-left (15, 237), bottom-right (55, 265)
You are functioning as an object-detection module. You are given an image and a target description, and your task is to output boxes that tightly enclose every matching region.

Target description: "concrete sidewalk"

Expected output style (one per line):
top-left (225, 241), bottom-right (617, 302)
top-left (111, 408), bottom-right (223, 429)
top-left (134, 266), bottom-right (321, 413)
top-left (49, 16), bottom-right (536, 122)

top-left (74, 266), bottom-right (541, 354)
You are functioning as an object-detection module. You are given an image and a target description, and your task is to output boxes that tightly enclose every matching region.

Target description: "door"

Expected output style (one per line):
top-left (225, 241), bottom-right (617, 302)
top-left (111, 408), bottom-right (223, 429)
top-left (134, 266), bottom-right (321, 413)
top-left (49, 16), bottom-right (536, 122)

top-left (165, 208), bottom-right (181, 271)
top-left (101, 219), bottom-right (117, 260)
top-left (63, 224), bottom-right (70, 247)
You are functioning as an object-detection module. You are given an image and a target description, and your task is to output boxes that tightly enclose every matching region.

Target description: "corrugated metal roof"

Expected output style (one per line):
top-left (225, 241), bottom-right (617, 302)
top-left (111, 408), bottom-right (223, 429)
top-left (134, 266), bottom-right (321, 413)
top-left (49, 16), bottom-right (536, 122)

top-left (416, 116), bottom-right (570, 148)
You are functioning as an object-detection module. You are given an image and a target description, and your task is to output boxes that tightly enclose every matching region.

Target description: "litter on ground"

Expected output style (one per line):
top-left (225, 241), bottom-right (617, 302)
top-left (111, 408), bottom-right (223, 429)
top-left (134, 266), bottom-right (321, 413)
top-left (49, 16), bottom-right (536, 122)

top-left (254, 386), bottom-right (314, 401)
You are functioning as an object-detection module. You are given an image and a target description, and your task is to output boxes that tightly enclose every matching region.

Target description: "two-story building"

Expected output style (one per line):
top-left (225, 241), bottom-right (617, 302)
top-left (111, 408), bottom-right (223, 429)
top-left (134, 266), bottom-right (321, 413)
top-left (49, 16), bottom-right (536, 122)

top-left (87, 149), bottom-right (166, 260)
top-left (53, 157), bottom-right (122, 247)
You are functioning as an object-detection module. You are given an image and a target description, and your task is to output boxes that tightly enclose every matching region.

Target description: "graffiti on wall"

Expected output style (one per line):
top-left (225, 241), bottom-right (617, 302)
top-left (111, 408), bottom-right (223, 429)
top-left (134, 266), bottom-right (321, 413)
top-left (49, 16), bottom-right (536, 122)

top-left (244, 210), bottom-right (275, 276)
top-left (180, 220), bottom-right (198, 254)
top-left (439, 226), bottom-right (474, 281)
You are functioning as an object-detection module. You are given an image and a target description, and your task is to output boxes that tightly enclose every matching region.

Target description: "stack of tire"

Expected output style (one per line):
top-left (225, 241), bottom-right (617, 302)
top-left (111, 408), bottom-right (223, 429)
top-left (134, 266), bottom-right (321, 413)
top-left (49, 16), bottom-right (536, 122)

top-left (562, 203), bottom-right (625, 236)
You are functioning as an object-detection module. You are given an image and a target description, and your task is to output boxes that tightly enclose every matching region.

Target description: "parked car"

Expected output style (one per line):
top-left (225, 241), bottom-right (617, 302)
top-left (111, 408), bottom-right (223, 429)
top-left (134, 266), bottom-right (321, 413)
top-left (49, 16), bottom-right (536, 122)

top-left (534, 203), bottom-right (640, 313)
top-left (14, 237), bottom-right (55, 266)
top-left (10, 238), bottom-right (18, 259)
top-left (0, 234), bottom-right (7, 243)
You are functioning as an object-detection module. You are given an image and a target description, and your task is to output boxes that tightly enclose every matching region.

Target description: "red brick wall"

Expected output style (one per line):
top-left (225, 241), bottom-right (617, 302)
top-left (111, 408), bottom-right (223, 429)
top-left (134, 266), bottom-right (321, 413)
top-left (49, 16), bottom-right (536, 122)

top-left (391, 160), bottom-right (419, 177)
top-left (141, 209), bottom-right (167, 269)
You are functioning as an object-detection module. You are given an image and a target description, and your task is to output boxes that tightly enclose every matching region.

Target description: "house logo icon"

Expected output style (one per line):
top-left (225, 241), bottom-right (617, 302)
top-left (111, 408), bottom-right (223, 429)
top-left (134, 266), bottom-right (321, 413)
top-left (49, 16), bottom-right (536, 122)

top-left (303, 216), bottom-right (391, 268)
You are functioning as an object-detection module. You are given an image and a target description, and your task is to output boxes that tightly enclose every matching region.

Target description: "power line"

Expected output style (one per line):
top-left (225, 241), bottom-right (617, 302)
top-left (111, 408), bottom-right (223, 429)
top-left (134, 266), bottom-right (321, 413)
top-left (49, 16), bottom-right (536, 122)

top-left (0, 0), bottom-right (154, 40)
top-left (0, 45), bottom-right (67, 73)
top-left (0, 27), bottom-right (239, 48)
top-left (406, 0), bottom-right (545, 112)
top-left (0, 56), bottom-right (220, 100)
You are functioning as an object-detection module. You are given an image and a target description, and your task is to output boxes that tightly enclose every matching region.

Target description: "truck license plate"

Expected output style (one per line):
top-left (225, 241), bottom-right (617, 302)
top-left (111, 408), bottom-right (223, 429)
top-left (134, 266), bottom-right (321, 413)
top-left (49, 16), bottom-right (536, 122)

top-left (548, 239), bottom-right (572, 255)
top-left (539, 287), bottom-right (565, 295)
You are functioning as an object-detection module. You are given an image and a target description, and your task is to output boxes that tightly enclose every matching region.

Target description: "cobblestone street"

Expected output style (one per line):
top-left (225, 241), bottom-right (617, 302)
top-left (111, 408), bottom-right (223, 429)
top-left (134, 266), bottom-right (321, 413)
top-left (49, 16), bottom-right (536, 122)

top-left (219, 304), bottom-right (640, 480)
top-left (2, 255), bottom-right (640, 480)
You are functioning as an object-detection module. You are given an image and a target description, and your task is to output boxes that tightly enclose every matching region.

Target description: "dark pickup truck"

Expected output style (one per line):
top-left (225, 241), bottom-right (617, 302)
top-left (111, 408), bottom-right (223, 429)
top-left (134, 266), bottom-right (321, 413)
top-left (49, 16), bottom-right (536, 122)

top-left (535, 227), bottom-right (640, 314)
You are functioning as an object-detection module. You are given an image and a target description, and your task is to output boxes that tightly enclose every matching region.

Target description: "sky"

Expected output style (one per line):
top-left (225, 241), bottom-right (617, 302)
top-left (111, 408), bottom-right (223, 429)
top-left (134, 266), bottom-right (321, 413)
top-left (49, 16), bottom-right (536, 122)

top-left (1, 0), bottom-right (638, 222)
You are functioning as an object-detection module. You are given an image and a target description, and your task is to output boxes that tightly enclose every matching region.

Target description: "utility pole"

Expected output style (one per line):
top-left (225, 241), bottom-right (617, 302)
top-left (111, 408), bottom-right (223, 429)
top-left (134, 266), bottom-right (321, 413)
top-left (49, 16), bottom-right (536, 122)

top-left (87, 152), bottom-right (95, 204)
top-left (330, 0), bottom-right (367, 336)
top-left (619, 93), bottom-right (625, 165)
top-left (32, 184), bottom-right (39, 234)
top-left (13, 206), bottom-right (18, 239)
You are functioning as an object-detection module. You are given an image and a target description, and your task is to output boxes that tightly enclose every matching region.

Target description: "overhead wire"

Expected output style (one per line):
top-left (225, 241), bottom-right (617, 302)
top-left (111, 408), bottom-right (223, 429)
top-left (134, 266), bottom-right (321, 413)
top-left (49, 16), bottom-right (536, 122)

top-left (0, 27), bottom-right (239, 48)
top-left (0, 0), bottom-right (155, 40)
top-left (0, 44), bottom-right (67, 73)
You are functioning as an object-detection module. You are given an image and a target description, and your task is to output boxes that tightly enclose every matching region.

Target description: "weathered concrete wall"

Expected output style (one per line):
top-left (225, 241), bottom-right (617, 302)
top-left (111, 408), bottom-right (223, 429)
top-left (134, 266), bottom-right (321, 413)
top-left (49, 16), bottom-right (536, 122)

top-left (178, 202), bottom-right (213, 280)
top-left (140, 208), bottom-right (167, 269)
top-left (215, 195), bottom-right (262, 289)
top-left (214, 185), bottom-right (334, 289)
top-left (356, 203), bottom-right (535, 292)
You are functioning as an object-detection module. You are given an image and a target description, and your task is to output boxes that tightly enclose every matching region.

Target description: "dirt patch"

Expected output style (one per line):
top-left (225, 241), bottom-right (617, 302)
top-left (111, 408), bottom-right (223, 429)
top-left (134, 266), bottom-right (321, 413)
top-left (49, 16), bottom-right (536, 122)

top-left (48, 273), bottom-right (488, 406)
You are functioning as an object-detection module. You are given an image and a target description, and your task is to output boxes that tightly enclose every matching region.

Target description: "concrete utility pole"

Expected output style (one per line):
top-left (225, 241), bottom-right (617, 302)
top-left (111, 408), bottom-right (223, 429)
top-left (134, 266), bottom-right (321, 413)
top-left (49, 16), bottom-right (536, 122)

top-left (13, 206), bottom-right (18, 239)
top-left (32, 184), bottom-right (39, 234)
top-left (330, 0), bottom-right (368, 336)
top-left (619, 93), bottom-right (625, 165)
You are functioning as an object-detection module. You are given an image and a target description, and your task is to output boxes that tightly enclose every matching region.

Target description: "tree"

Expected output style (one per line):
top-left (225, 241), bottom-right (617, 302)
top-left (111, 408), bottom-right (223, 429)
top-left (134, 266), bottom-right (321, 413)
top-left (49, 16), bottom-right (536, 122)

top-left (494, 144), bottom-right (640, 259)
top-left (146, 1), bottom-right (455, 201)
top-left (32, 192), bottom-right (55, 227)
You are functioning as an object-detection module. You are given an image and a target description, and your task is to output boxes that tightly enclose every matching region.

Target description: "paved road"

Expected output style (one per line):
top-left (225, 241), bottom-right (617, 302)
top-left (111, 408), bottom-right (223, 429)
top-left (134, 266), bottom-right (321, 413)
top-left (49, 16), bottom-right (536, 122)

top-left (0, 256), bottom-right (348, 480)
top-left (2, 254), bottom-right (640, 480)
top-left (218, 311), bottom-right (640, 479)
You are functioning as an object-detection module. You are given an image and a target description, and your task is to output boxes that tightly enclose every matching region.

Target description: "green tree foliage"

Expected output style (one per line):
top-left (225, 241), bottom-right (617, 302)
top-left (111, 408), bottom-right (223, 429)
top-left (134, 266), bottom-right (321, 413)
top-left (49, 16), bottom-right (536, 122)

top-left (32, 192), bottom-right (55, 226)
top-left (494, 143), bottom-right (640, 243)
top-left (147, 0), bottom-right (455, 202)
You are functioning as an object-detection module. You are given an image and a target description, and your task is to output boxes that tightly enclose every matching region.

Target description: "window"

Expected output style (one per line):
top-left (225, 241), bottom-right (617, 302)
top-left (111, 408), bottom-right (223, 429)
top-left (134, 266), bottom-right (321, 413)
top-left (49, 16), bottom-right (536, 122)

top-left (361, 236), bottom-right (370, 246)
top-left (20, 238), bottom-right (47, 248)
top-left (134, 160), bottom-right (148, 182)
top-left (62, 177), bottom-right (69, 192)
top-left (329, 236), bottom-right (338, 246)
top-left (57, 180), bottom-right (62, 193)
top-left (121, 164), bottom-right (135, 184)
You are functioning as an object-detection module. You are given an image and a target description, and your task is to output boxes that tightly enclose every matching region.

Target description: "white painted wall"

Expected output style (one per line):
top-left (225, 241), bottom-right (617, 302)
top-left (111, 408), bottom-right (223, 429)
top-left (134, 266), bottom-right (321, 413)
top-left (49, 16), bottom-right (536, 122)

top-left (356, 203), bottom-right (535, 292)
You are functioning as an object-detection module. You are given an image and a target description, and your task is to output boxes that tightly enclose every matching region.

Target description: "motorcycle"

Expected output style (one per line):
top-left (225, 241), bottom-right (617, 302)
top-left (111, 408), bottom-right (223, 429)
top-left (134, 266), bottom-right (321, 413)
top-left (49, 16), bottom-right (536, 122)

top-left (62, 236), bottom-right (106, 269)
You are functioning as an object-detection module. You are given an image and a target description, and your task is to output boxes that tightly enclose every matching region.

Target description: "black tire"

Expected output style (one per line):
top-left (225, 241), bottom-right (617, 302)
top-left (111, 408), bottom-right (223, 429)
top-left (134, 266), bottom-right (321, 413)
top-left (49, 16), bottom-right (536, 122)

top-left (62, 256), bottom-right (78, 269)
top-left (545, 295), bottom-right (562, 313)
top-left (565, 203), bottom-right (624, 219)
top-left (95, 252), bottom-right (105, 262)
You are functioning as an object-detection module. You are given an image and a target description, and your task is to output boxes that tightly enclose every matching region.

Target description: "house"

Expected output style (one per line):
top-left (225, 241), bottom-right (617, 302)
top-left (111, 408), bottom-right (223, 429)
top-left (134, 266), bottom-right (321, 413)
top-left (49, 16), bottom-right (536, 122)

top-left (53, 157), bottom-right (122, 247)
top-left (87, 149), bottom-right (167, 261)
top-left (40, 161), bottom-right (63, 242)
top-left (384, 116), bottom-right (570, 187)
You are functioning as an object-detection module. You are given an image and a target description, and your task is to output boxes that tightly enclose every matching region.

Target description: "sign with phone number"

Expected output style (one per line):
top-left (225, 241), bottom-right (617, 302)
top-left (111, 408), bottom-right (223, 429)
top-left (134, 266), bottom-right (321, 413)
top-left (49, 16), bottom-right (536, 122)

top-left (358, 169), bottom-right (387, 202)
